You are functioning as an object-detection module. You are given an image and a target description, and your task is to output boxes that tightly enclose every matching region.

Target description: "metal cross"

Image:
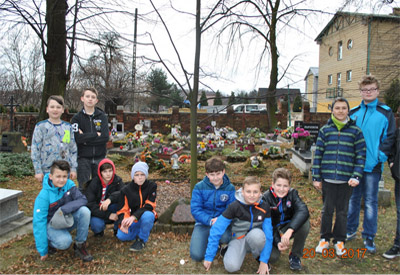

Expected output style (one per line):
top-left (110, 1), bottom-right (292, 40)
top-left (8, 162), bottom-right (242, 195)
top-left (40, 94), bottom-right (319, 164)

top-left (4, 96), bottom-right (20, 132)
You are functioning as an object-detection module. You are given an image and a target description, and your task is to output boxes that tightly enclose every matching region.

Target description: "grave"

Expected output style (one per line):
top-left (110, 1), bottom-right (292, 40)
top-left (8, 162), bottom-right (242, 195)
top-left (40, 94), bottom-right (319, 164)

top-left (0, 188), bottom-right (32, 242)
top-left (1, 96), bottom-right (25, 153)
top-left (378, 177), bottom-right (391, 208)
top-left (289, 148), bottom-right (312, 177)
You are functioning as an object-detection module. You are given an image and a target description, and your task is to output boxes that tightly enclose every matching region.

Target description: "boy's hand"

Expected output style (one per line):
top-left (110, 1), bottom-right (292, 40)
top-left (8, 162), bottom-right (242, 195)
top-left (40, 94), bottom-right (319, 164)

top-left (203, 260), bottom-right (212, 271)
top-left (109, 213), bottom-right (118, 221)
top-left (210, 218), bottom-right (217, 225)
top-left (100, 199), bottom-right (111, 211)
top-left (278, 242), bottom-right (289, 251)
top-left (78, 129), bottom-right (83, 134)
top-left (40, 254), bottom-right (48, 261)
top-left (70, 171), bottom-right (77, 180)
top-left (348, 179), bottom-right (359, 187)
top-left (257, 261), bottom-right (270, 275)
top-left (390, 162), bottom-right (394, 168)
top-left (280, 229), bottom-right (293, 247)
top-left (313, 181), bottom-right (322, 190)
top-left (121, 216), bottom-right (136, 228)
top-left (35, 173), bottom-right (44, 183)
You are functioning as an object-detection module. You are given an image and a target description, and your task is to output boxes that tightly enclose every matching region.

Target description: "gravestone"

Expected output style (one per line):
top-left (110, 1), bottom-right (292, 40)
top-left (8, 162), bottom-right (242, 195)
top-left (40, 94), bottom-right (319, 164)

top-left (289, 148), bottom-right (312, 177)
top-left (0, 188), bottom-right (32, 240)
top-left (0, 132), bottom-right (25, 153)
top-left (378, 177), bottom-right (391, 208)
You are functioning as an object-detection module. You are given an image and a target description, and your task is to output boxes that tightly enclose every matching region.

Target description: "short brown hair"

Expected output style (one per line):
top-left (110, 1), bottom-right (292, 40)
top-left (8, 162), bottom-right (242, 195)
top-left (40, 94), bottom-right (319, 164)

top-left (47, 95), bottom-right (64, 107)
top-left (100, 162), bottom-right (113, 173)
top-left (243, 176), bottom-right (261, 188)
top-left (82, 87), bottom-right (99, 97)
top-left (272, 168), bottom-right (291, 184)
top-left (50, 160), bottom-right (70, 174)
top-left (359, 75), bottom-right (380, 90)
top-left (205, 156), bottom-right (225, 173)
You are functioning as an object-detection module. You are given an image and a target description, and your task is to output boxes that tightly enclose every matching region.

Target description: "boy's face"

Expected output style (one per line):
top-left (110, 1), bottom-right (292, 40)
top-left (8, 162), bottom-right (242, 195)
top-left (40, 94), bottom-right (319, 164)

top-left (242, 183), bottom-right (261, 205)
top-left (46, 99), bottom-right (64, 121)
top-left (332, 101), bottom-right (348, 122)
top-left (360, 83), bottom-right (379, 104)
top-left (101, 167), bottom-right (113, 183)
top-left (81, 90), bottom-right (98, 108)
top-left (49, 168), bottom-right (69, 188)
top-left (206, 169), bottom-right (225, 188)
top-left (271, 178), bottom-right (290, 198)
top-left (133, 171), bottom-right (146, 186)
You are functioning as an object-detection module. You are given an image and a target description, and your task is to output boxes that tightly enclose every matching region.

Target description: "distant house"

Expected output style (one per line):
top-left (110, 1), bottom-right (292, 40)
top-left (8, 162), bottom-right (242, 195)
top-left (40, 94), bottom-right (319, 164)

top-left (314, 8), bottom-right (400, 112)
top-left (304, 67), bottom-right (319, 113)
top-left (257, 88), bottom-right (301, 105)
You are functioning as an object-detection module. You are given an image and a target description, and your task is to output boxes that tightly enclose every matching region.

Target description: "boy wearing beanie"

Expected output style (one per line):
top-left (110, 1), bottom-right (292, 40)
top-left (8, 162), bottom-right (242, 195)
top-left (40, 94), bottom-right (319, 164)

top-left (312, 97), bottom-right (366, 257)
top-left (116, 162), bottom-right (157, 251)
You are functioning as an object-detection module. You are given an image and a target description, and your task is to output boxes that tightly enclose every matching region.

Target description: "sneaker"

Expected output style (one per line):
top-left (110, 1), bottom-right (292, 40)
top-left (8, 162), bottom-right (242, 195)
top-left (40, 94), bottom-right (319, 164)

top-left (48, 245), bottom-right (57, 255)
top-left (74, 242), bottom-right (93, 262)
top-left (130, 238), bottom-right (145, 252)
top-left (289, 254), bottom-right (302, 271)
top-left (334, 241), bottom-right (345, 257)
top-left (219, 244), bottom-right (228, 258)
top-left (364, 238), bottom-right (376, 254)
top-left (346, 231), bottom-right (357, 241)
top-left (316, 239), bottom-right (329, 254)
top-left (382, 245), bottom-right (400, 259)
top-left (94, 230), bottom-right (104, 237)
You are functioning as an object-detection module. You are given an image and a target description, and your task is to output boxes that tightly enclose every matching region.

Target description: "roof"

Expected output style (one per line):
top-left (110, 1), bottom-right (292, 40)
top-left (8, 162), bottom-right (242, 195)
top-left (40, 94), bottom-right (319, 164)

top-left (258, 88), bottom-right (301, 101)
top-left (315, 11), bottom-right (400, 42)
top-left (304, 67), bottom-right (319, 80)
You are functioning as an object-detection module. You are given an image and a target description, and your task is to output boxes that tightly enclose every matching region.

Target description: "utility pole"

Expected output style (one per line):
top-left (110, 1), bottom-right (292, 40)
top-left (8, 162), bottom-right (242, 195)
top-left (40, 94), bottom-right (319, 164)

top-left (132, 8), bottom-right (138, 111)
top-left (287, 85), bottom-right (291, 127)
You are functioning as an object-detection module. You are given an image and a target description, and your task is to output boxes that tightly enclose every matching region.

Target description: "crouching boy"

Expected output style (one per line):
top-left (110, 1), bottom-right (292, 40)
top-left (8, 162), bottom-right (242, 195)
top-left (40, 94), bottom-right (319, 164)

top-left (33, 160), bottom-right (93, 262)
top-left (203, 176), bottom-right (273, 275)
top-left (263, 168), bottom-right (310, 271)
top-left (116, 162), bottom-right (157, 252)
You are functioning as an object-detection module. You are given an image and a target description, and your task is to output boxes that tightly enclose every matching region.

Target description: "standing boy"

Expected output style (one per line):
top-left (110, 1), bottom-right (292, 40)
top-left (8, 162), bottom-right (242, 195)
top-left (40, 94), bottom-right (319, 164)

top-left (71, 88), bottom-right (109, 190)
top-left (33, 160), bottom-right (93, 262)
top-left (116, 162), bottom-right (157, 251)
top-left (85, 158), bottom-right (124, 237)
top-left (312, 97), bottom-right (366, 257)
top-left (346, 75), bottom-right (396, 253)
top-left (263, 168), bottom-right (310, 270)
top-left (190, 156), bottom-right (236, 261)
top-left (203, 176), bottom-right (273, 275)
top-left (383, 124), bottom-right (400, 259)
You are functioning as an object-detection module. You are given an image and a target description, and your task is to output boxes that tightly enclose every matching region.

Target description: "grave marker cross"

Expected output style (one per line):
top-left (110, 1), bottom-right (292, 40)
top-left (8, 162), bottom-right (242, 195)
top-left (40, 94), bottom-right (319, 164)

top-left (4, 96), bottom-right (20, 132)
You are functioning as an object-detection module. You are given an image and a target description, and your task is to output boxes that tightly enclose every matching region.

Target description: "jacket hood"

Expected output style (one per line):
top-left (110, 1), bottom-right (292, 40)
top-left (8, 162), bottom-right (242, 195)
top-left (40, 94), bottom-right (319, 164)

top-left (97, 158), bottom-right (116, 187)
top-left (203, 174), bottom-right (231, 189)
top-left (235, 187), bottom-right (262, 205)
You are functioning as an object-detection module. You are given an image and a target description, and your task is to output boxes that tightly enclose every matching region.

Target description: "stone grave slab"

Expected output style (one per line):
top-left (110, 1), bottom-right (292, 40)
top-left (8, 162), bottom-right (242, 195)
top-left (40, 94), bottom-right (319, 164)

top-left (172, 204), bottom-right (195, 224)
top-left (289, 149), bottom-right (312, 177)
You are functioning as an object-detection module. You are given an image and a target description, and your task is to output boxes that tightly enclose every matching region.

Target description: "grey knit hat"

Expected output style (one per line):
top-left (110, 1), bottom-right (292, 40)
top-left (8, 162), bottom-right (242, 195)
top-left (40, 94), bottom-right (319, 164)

top-left (331, 97), bottom-right (350, 111)
top-left (131, 161), bottom-right (149, 179)
top-left (49, 208), bottom-right (74, 229)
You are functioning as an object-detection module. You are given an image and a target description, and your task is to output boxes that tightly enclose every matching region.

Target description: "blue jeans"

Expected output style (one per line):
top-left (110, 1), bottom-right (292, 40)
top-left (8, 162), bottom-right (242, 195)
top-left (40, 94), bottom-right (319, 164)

top-left (116, 211), bottom-right (155, 243)
top-left (190, 223), bottom-right (232, 261)
top-left (47, 206), bottom-right (91, 249)
top-left (347, 172), bottom-right (380, 239)
top-left (395, 180), bottom-right (400, 247)
top-left (90, 204), bottom-right (119, 234)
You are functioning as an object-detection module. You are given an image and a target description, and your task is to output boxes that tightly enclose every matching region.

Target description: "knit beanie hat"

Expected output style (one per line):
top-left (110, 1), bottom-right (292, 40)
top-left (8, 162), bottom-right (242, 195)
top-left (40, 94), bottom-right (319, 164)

top-left (331, 97), bottom-right (350, 111)
top-left (131, 161), bottom-right (149, 179)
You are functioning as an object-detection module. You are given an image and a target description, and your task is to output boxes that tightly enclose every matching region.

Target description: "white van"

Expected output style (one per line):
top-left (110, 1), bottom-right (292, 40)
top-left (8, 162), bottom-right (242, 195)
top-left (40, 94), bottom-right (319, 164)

top-left (232, 104), bottom-right (267, 113)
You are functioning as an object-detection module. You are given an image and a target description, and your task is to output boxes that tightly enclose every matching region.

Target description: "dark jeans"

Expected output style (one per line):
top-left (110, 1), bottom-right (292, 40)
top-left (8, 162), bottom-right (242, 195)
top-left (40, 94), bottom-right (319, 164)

top-left (77, 157), bottom-right (103, 190)
top-left (395, 180), bottom-right (400, 247)
top-left (269, 219), bottom-right (310, 263)
top-left (321, 181), bottom-right (353, 243)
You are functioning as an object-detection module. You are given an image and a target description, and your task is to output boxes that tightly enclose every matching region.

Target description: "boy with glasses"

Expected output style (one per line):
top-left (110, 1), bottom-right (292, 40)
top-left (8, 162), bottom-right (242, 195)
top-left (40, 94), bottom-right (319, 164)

top-left (346, 75), bottom-right (396, 253)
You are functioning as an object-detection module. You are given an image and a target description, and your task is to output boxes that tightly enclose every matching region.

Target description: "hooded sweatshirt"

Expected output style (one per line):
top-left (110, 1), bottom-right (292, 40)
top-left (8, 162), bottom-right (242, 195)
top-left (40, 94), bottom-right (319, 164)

top-left (33, 174), bottom-right (87, 256)
top-left (204, 188), bottom-right (273, 264)
top-left (85, 158), bottom-right (123, 219)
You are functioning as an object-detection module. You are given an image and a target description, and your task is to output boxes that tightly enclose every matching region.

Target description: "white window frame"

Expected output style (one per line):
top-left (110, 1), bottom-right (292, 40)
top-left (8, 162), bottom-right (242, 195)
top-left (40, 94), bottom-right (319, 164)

top-left (338, 41), bottom-right (343, 60)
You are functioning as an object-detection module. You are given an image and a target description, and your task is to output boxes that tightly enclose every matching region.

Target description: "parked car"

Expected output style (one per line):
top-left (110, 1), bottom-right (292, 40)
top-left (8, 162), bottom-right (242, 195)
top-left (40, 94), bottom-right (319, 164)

top-left (232, 104), bottom-right (267, 113)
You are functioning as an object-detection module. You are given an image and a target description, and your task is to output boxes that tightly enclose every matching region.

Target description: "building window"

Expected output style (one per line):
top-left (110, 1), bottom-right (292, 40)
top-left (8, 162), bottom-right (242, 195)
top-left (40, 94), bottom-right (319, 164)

top-left (346, 70), bottom-right (352, 82)
top-left (337, 73), bottom-right (341, 87)
top-left (328, 74), bottom-right (333, 85)
top-left (347, 39), bottom-right (353, 49)
top-left (338, 41), bottom-right (343, 60)
top-left (329, 46), bottom-right (333, 56)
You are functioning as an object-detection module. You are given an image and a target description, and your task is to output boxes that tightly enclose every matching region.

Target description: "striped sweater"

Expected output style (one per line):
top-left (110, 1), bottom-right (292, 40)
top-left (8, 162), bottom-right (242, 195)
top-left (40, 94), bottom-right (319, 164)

top-left (312, 118), bottom-right (366, 182)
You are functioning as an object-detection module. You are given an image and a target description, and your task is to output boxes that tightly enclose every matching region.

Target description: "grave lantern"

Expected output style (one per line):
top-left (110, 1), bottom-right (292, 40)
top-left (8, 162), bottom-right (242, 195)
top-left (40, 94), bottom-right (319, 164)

top-left (158, 145), bottom-right (164, 154)
top-left (251, 157), bottom-right (259, 168)
top-left (171, 153), bottom-right (179, 169)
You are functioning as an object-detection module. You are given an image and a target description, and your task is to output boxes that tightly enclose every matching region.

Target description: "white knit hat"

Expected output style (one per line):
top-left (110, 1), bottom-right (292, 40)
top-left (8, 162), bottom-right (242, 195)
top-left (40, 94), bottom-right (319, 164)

top-left (131, 161), bottom-right (149, 179)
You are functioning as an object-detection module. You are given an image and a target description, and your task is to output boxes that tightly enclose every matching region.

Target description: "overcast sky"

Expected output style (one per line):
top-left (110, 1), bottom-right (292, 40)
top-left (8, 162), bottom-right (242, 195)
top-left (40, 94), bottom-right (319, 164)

top-left (83, 0), bottom-right (399, 95)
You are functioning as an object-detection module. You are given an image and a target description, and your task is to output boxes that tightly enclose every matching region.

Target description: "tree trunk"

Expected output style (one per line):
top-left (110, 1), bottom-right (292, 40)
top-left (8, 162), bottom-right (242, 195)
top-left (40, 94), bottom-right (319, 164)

top-left (39, 0), bottom-right (68, 120)
top-left (190, 0), bottom-right (201, 194)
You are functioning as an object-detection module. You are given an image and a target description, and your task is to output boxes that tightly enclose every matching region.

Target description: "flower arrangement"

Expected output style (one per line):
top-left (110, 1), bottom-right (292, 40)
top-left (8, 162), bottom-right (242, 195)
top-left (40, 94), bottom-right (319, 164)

top-left (280, 126), bottom-right (294, 139)
top-left (292, 127), bottom-right (311, 140)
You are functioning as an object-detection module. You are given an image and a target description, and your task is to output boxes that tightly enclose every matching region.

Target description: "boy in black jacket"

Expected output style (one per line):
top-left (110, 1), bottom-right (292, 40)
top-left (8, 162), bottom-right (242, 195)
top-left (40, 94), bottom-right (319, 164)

top-left (71, 87), bottom-right (109, 190)
top-left (85, 158), bottom-right (124, 237)
top-left (116, 161), bottom-right (157, 252)
top-left (263, 168), bottom-right (310, 271)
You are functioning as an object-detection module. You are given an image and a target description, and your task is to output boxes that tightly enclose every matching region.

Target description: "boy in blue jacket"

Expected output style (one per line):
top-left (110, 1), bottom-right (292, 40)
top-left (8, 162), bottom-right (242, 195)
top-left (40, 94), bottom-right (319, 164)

top-left (33, 160), bottom-right (93, 262)
top-left (203, 176), bottom-right (273, 275)
top-left (190, 157), bottom-right (235, 261)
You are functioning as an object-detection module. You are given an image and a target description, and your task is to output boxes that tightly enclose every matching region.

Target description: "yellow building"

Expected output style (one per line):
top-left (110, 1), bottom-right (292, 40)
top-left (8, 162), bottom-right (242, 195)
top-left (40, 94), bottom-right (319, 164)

top-left (304, 67), bottom-right (318, 112)
top-left (314, 9), bottom-right (400, 112)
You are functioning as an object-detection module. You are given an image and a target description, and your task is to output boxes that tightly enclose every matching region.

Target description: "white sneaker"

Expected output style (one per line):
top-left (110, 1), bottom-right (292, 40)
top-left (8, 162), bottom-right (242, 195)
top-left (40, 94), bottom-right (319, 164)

top-left (334, 241), bottom-right (345, 257)
top-left (316, 239), bottom-right (329, 254)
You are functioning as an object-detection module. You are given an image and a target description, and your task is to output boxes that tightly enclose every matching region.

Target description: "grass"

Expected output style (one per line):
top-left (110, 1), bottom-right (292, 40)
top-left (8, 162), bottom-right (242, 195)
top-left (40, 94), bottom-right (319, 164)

top-left (0, 155), bottom-right (399, 274)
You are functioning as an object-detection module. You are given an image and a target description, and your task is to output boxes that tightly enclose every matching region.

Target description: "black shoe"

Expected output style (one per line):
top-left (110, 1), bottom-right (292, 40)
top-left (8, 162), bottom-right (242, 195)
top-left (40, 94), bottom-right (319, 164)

top-left (74, 242), bottom-right (93, 262)
top-left (48, 245), bottom-right (57, 255)
top-left (383, 245), bottom-right (400, 259)
top-left (289, 253), bottom-right (302, 271)
top-left (94, 230), bottom-right (104, 237)
top-left (129, 238), bottom-right (145, 252)
top-left (113, 228), bottom-right (118, 236)
top-left (219, 244), bottom-right (228, 258)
